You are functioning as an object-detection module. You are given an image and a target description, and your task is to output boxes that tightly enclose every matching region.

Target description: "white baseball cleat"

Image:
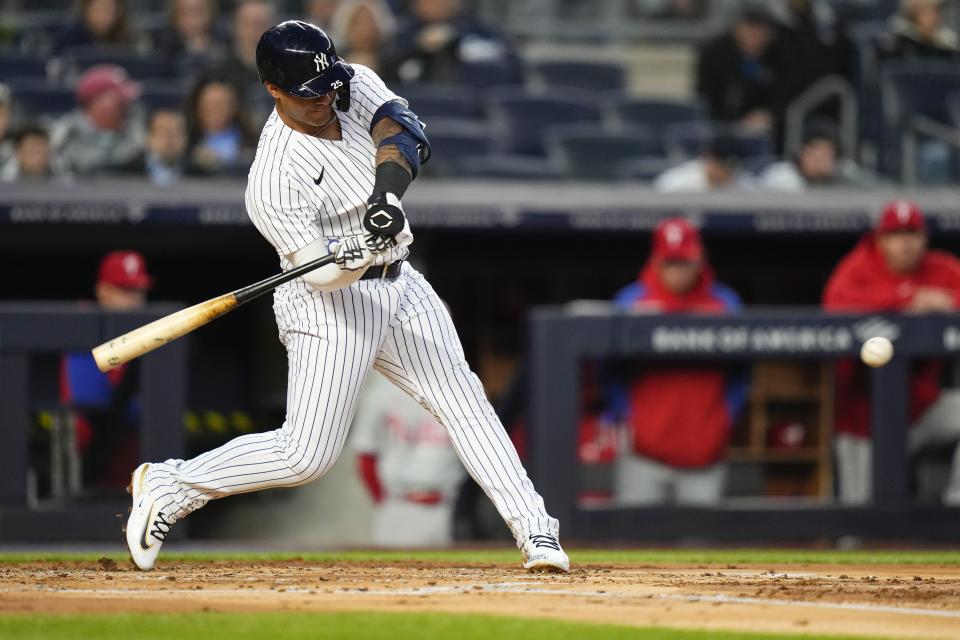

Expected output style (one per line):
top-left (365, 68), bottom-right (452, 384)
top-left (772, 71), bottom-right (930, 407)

top-left (520, 532), bottom-right (570, 573)
top-left (125, 463), bottom-right (174, 571)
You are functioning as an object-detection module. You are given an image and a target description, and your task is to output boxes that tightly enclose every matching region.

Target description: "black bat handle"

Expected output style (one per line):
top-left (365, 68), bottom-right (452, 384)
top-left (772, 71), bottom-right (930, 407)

top-left (232, 254), bottom-right (338, 306)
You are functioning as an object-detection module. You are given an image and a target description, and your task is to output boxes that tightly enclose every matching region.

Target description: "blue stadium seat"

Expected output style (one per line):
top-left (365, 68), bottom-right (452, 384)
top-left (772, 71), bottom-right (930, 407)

top-left (487, 88), bottom-right (602, 156)
top-left (65, 46), bottom-right (176, 80)
top-left (663, 121), bottom-right (713, 159)
top-left (608, 97), bottom-right (704, 129)
top-left (532, 61), bottom-right (626, 93)
top-left (456, 154), bottom-right (561, 180)
top-left (397, 86), bottom-right (484, 122)
top-left (545, 124), bottom-right (660, 180)
top-left (461, 58), bottom-right (525, 89)
top-left (615, 156), bottom-right (676, 181)
top-left (7, 80), bottom-right (75, 118)
top-left (421, 118), bottom-right (495, 176)
top-left (0, 51), bottom-right (48, 82)
top-left (664, 122), bottom-right (771, 160)
top-left (879, 61), bottom-right (960, 177)
top-left (881, 61), bottom-right (960, 128)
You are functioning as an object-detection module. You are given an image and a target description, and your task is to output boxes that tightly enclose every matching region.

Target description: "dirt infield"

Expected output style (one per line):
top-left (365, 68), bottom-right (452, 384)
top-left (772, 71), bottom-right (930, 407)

top-left (1, 559), bottom-right (959, 638)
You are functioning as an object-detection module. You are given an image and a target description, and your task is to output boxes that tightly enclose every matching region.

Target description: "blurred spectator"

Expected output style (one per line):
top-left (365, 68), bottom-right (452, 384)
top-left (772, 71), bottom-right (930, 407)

top-left (876, 0), bottom-right (960, 61)
top-left (0, 84), bottom-right (11, 166)
top-left (116, 109), bottom-right (191, 185)
top-left (185, 75), bottom-right (256, 176)
top-left (769, 0), bottom-right (854, 149)
top-left (61, 250), bottom-right (153, 488)
top-left (351, 371), bottom-right (466, 547)
top-left (695, 6), bottom-right (777, 133)
top-left (51, 65), bottom-right (145, 175)
top-left (759, 124), bottom-right (871, 190)
top-left (331, 0), bottom-right (396, 73)
top-left (152, 0), bottom-right (225, 60)
top-left (209, 0), bottom-right (275, 91)
top-left (654, 134), bottom-right (753, 192)
top-left (611, 218), bottom-right (746, 506)
top-left (304, 0), bottom-right (342, 30)
top-left (0, 125), bottom-right (72, 183)
top-left (824, 200), bottom-right (960, 505)
top-left (385, 0), bottom-right (514, 85)
top-left (54, 0), bottom-right (138, 55)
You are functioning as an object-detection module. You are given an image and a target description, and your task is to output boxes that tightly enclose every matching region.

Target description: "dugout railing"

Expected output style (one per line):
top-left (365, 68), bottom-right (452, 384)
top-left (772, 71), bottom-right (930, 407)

top-left (0, 303), bottom-right (186, 541)
top-left (528, 308), bottom-right (960, 541)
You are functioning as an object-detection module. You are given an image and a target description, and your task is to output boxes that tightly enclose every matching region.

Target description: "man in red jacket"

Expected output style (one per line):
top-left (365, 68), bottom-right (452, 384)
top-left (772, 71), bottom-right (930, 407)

top-left (611, 218), bottom-right (747, 505)
top-left (824, 199), bottom-right (960, 504)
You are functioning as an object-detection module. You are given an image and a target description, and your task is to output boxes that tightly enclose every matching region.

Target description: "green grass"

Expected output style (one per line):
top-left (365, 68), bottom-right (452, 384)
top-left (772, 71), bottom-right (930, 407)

top-left (1, 548), bottom-right (958, 566)
top-left (0, 612), bottom-right (891, 640)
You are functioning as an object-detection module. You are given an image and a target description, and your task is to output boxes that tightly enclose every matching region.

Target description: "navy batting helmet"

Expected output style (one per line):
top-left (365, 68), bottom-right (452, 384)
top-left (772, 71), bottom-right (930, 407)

top-left (256, 20), bottom-right (355, 100)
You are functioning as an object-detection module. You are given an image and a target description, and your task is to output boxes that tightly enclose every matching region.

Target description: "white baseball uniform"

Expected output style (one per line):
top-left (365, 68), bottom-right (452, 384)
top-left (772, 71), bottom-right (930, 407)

top-left (351, 371), bottom-right (466, 546)
top-left (142, 64), bottom-right (559, 542)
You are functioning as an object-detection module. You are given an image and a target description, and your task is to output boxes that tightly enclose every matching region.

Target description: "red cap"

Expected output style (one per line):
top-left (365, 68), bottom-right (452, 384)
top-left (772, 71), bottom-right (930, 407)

top-left (75, 65), bottom-right (141, 106)
top-left (877, 199), bottom-right (925, 233)
top-left (652, 218), bottom-right (704, 261)
top-left (98, 251), bottom-right (153, 289)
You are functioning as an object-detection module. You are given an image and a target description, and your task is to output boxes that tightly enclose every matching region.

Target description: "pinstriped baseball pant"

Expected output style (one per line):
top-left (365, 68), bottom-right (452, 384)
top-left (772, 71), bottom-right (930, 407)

top-left (146, 264), bottom-right (558, 540)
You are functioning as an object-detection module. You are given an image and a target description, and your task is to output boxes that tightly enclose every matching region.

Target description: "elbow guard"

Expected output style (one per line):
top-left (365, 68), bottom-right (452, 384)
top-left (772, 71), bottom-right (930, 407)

top-left (371, 99), bottom-right (432, 178)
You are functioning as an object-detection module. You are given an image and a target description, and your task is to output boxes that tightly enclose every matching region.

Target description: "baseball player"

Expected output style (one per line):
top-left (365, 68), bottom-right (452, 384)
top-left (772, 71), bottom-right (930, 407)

top-left (352, 370), bottom-right (466, 547)
top-left (125, 20), bottom-right (568, 573)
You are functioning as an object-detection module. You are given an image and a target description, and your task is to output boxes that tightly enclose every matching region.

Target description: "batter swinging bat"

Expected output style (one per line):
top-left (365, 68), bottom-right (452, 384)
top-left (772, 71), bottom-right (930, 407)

top-left (91, 254), bottom-right (337, 373)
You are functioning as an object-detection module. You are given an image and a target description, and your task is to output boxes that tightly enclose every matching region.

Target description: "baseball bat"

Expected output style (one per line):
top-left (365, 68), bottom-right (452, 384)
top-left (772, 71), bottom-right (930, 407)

top-left (91, 254), bottom-right (337, 372)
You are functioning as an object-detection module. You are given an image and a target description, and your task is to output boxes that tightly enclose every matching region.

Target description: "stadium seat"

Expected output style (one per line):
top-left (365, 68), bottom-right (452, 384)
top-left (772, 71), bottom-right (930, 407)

top-left (607, 96), bottom-right (704, 130)
top-left (881, 61), bottom-right (960, 128)
top-left (420, 118), bottom-right (495, 176)
top-left (0, 52), bottom-right (48, 82)
top-left (615, 156), bottom-right (676, 181)
top-left (456, 154), bottom-right (561, 179)
top-left (487, 88), bottom-right (602, 156)
top-left (545, 124), bottom-right (660, 180)
top-left (879, 61), bottom-right (960, 178)
top-left (6, 80), bottom-right (75, 118)
top-left (664, 122), bottom-right (771, 160)
top-left (64, 46), bottom-right (176, 80)
top-left (397, 86), bottom-right (484, 122)
top-left (531, 60), bottom-right (626, 93)
top-left (461, 58), bottom-right (525, 89)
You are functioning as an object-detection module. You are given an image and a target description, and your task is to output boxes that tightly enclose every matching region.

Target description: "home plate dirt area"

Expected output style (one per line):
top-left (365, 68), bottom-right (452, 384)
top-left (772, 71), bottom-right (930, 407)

top-left (2, 558), bottom-right (960, 638)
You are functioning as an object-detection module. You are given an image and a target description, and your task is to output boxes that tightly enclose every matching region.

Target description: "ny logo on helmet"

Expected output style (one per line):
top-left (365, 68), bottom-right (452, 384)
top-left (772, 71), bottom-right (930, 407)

top-left (314, 53), bottom-right (329, 72)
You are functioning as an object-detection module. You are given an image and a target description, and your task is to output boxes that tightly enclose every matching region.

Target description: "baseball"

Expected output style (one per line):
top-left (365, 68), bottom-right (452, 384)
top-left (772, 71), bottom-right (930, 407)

top-left (860, 336), bottom-right (894, 367)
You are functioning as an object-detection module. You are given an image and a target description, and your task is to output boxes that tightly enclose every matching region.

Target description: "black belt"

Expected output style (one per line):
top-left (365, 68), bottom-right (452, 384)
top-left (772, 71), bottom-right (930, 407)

top-left (360, 260), bottom-right (403, 281)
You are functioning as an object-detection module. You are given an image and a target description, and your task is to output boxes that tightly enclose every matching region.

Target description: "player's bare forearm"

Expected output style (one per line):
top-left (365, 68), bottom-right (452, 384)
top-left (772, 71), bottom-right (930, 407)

top-left (371, 118), bottom-right (412, 177)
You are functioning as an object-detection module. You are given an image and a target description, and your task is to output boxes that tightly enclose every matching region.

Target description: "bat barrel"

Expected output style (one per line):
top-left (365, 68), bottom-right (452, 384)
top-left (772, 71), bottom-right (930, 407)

top-left (92, 293), bottom-right (238, 372)
top-left (90, 253), bottom-right (337, 372)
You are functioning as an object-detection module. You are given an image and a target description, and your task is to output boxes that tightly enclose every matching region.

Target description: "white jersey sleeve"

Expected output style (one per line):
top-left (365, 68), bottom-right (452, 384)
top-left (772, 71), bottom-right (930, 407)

top-left (245, 163), bottom-right (321, 256)
top-left (347, 64), bottom-right (403, 132)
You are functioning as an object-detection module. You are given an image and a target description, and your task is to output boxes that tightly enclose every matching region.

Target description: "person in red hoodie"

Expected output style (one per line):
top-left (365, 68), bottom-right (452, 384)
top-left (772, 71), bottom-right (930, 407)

top-left (824, 199), bottom-right (960, 505)
top-left (611, 218), bottom-right (747, 505)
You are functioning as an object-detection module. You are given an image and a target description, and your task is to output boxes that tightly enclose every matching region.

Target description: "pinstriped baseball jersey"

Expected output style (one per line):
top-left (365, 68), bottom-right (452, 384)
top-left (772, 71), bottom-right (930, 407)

top-left (245, 63), bottom-right (409, 268)
top-left (141, 62), bottom-right (560, 547)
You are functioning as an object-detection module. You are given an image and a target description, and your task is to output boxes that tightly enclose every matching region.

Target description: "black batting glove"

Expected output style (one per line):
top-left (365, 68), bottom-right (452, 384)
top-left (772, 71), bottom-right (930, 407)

top-left (363, 192), bottom-right (406, 239)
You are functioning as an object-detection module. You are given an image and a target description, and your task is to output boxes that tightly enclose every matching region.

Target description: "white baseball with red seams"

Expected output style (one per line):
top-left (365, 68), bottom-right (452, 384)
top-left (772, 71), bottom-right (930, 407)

top-left (860, 336), bottom-right (894, 368)
top-left (125, 64), bottom-right (567, 573)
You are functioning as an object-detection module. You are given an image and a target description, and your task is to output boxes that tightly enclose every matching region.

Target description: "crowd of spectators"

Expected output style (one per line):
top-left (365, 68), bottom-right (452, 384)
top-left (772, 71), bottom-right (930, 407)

top-left (0, 0), bottom-right (957, 186)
